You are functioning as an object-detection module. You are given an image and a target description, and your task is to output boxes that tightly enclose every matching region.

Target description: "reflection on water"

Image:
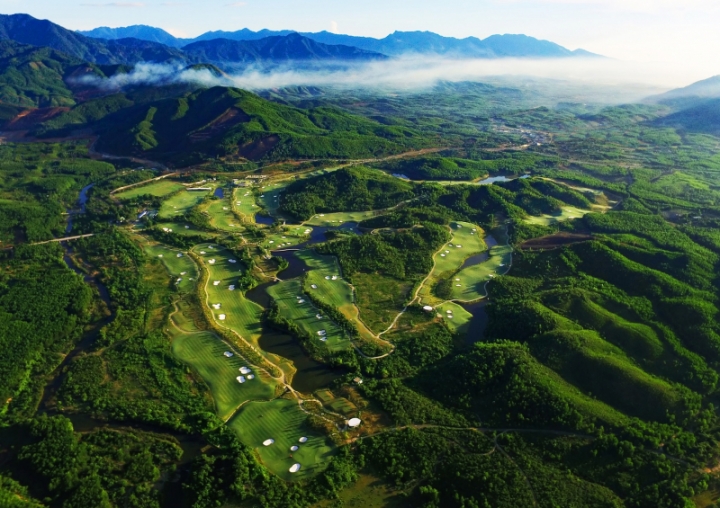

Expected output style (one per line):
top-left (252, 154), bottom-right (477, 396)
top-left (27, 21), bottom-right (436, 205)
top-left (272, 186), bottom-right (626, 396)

top-left (259, 329), bottom-right (341, 393)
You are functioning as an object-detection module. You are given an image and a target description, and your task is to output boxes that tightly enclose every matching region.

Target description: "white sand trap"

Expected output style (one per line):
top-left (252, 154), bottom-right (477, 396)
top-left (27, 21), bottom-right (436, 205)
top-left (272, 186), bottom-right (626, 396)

top-left (177, 253), bottom-right (183, 257)
top-left (162, 228), bottom-right (169, 232)
top-left (455, 278), bottom-right (460, 281)
top-left (446, 310), bottom-right (453, 314)
top-left (331, 276), bottom-right (338, 280)
top-left (456, 284), bottom-right (462, 287)
top-left (441, 254), bottom-right (446, 257)
top-left (209, 259), bottom-right (216, 264)
top-left (320, 337), bottom-right (327, 341)
top-left (247, 374), bottom-right (255, 380)
top-left (228, 285), bottom-right (236, 291)
top-left (311, 284), bottom-right (318, 289)
top-left (200, 251), bottom-right (206, 254)
top-left (269, 241), bottom-right (274, 244)
top-left (445, 250), bottom-right (450, 253)
top-left (457, 224), bottom-right (462, 228)
top-left (290, 445), bottom-right (299, 452)
top-left (158, 254), bottom-right (163, 257)
top-left (319, 214), bottom-right (325, 217)
top-left (348, 418), bottom-right (362, 427)
top-left (176, 278), bottom-right (182, 283)
top-left (185, 226), bottom-right (190, 229)
top-left (447, 315), bottom-right (454, 319)
top-left (317, 330), bottom-right (326, 336)
top-left (223, 351), bottom-right (233, 357)
top-left (181, 272), bottom-right (187, 275)
top-left (423, 306), bottom-right (433, 312)
top-left (289, 463), bottom-right (301, 473)
top-left (263, 439), bottom-right (274, 446)
top-left (213, 281), bottom-right (221, 286)
top-left (456, 245), bottom-right (462, 248)
top-left (499, 263), bottom-right (505, 267)
top-left (223, 207), bottom-right (228, 210)
top-left (299, 437), bottom-right (308, 443)
top-left (236, 375), bottom-right (245, 383)
top-left (219, 314), bottom-right (226, 320)
top-left (325, 276), bottom-right (330, 280)
top-left (298, 299), bottom-right (305, 304)
top-left (316, 314), bottom-right (323, 319)
top-left (239, 366), bottom-right (251, 375)
top-left (212, 304), bottom-right (221, 309)
top-left (229, 259), bottom-right (237, 263)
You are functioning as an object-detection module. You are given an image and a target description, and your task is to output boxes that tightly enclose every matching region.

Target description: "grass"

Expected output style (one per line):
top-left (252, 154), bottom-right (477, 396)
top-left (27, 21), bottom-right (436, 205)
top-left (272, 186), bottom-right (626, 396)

top-left (304, 210), bottom-right (378, 227)
top-left (352, 272), bottom-right (413, 334)
top-left (171, 330), bottom-right (279, 420)
top-left (158, 190), bottom-right (212, 219)
top-left (311, 473), bottom-right (405, 508)
top-left (298, 250), bottom-right (378, 344)
top-left (148, 222), bottom-right (214, 238)
top-left (328, 397), bottom-right (357, 415)
top-left (524, 206), bottom-right (590, 226)
top-left (449, 227), bottom-right (512, 302)
top-left (139, 240), bottom-right (198, 293)
top-left (204, 195), bottom-right (242, 232)
top-left (436, 301), bottom-right (474, 334)
top-left (114, 180), bottom-right (184, 200)
top-left (227, 398), bottom-right (336, 481)
top-left (267, 278), bottom-right (352, 353)
top-left (257, 180), bottom-right (293, 217)
top-left (263, 225), bottom-right (314, 250)
top-left (233, 187), bottom-right (262, 223)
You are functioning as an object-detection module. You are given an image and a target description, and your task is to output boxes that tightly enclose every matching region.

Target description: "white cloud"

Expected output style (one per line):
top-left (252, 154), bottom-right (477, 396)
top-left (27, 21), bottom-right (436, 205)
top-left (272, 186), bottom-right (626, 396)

top-left (81, 2), bottom-right (145, 6)
top-left (330, 20), bottom-right (338, 33)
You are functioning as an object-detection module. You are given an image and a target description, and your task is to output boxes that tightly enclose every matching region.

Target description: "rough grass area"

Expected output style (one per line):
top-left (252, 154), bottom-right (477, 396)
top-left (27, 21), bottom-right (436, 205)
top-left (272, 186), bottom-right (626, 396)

top-left (114, 180), bottom-right (184, 200)
top-left (298, 250), bottom-right (377, 343)
top-left (158, 190), bottom-right (211, 219)
top-left (227, 398), bottom-right (336, 481)
top-left (304, 210), bottom-right (378, 227)
top-left (524, 206), bottom-right (590, 226)
top-left (267, 278), bottom-right (351, 353)
top-left (171, 330), bottom-right (278, 420)
top-left (352, 272), bottom-right (413, 334)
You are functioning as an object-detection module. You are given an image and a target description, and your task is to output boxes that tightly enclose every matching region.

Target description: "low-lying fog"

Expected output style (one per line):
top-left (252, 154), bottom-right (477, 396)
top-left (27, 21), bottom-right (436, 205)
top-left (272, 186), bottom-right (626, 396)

top-left (76, 56), bottom-right (717, 104)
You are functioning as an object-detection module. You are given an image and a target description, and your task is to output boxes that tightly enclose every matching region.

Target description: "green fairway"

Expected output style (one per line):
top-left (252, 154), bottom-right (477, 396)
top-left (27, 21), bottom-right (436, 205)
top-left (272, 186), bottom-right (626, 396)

top-left (115, 180), bottom-right (184, 200)
top-left (158, 190), bottom-right (212, 219)
top-left (233, 187), bottom-right (261, 223)
top-left (267, 278), bottom-right (351, 353)
top-left (141, 242), bottom-right (197, 292)
top-left (436, 301), bottom-right (474, 334)
top-left (258, 180), bottom-right (292, 217)
top-left (449, 229), bottom-right (513, 302)
top-left (171, 331), bottom-right (279, 420)
top-left (227, 398), bottom-right (336, 481)
top-left (304, 210), bottom-right (378, 227)
top-left (150, 222), bottom-right (214, 238)
top-left (297, 250), bottom-right (377, 344)
top-left (195, 245), bottom-right (265, 343)
top-left (204, 194), bottom-right (242, 232)
top-left (417, 221), bottom-right (486, 306)
top-left (524, 206), bottom-right (590, 226)
top-left (263, 225), bottom-right (314, 250)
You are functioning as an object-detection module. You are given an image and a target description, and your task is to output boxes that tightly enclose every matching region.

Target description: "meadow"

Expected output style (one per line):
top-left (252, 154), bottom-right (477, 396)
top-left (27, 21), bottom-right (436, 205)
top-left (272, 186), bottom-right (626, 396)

top-left (227, 398), bottom-right (336, 481)
top-left (524, 206), bottom-right (590, 226)
top-left (304, 210), bottom-right (378, 227)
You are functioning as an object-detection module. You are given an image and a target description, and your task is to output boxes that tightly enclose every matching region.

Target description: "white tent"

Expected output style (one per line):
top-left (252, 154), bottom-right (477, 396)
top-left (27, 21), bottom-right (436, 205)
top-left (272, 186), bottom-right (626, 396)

top-left (348, 418), bottom-right (362, 428)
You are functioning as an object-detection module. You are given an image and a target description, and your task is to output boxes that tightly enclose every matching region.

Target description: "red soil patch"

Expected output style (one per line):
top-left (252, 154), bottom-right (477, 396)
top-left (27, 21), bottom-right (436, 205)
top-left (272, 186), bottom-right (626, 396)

top-left (188, 107), bottom-right (251, 144)
top-left (239, 135), bottom-right (280, 160)
top-left (520, 232), bottom-right (593, 250)
top-left (5, 107), bottom-right (69, 130)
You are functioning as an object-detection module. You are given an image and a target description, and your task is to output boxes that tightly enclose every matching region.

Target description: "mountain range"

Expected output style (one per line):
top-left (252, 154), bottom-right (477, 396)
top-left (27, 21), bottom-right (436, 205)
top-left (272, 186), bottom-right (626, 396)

top-left (80, 22), bottom-right (598, 59)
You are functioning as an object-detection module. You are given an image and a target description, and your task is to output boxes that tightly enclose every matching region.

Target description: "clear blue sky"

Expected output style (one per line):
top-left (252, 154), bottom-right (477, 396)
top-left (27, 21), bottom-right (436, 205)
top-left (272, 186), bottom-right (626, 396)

top-left (1, 0), bottom-right (718, 74)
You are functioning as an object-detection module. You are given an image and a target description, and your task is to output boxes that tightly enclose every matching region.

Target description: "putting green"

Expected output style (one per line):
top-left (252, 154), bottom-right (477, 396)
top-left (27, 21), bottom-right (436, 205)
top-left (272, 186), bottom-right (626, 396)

top-left (227, 398), bottom-right (336, 481)
top-left (304, 210), bottom-right (378, 227)
top-left (158, 190), bottom-right (212, 219)
top-left (142, 243), bottom-right (197, 292)
top-left (524, 206), bottom-right (590, 226)
top-left (436, 301), bottom-right (474, 334)
top-left (298, 251), bottom-right (377, 344)
top-left (449, 229), bottom-right (512, 302)
top-left (171, 331), bottom-right (279, 420)
top-left (115, 180), bottom-right (184, 200)
top-left (267, 278), bottom-right (351, 353)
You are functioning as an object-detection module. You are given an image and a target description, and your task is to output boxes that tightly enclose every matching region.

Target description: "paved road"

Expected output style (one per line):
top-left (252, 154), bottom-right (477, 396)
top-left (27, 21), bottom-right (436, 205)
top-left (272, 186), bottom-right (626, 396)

top-left (32, 234), bottom-right (95, 245)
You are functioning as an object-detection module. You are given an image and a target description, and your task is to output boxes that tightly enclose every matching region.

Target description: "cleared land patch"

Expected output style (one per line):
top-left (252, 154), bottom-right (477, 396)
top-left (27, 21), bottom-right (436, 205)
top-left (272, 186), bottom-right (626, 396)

top-left (524, 206), bottom-right (590, 226)
top-left (227, 398), bottom-right (336, 481)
